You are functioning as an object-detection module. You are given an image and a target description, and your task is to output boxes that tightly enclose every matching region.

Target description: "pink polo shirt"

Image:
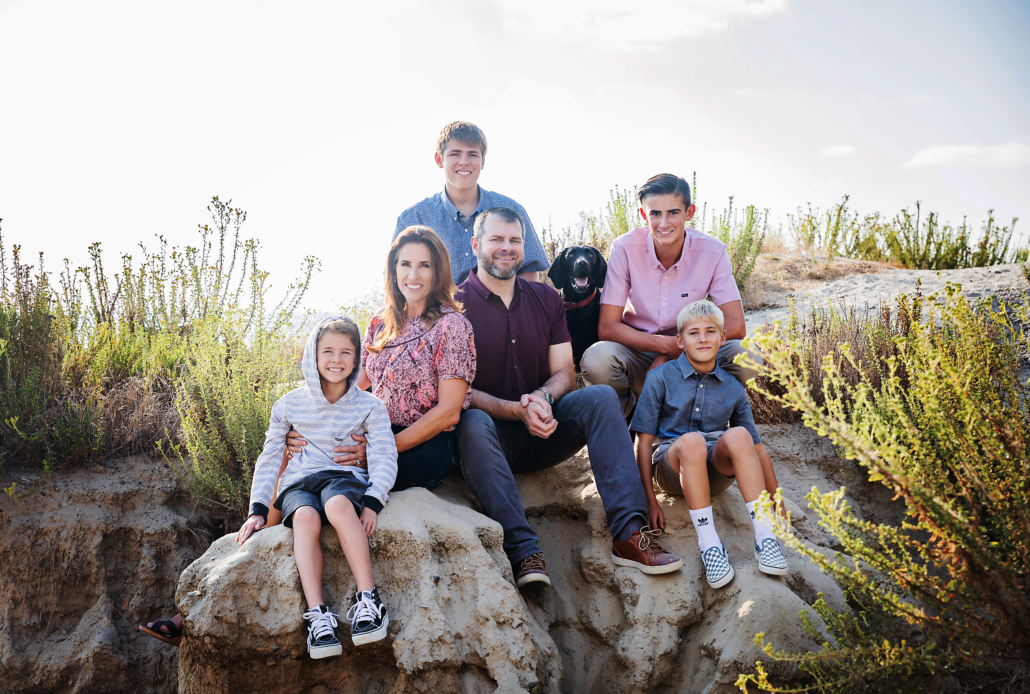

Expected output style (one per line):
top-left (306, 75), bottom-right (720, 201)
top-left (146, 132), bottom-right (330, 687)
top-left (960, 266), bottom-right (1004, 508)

top-left (601, 227), bottom-right (741, 336)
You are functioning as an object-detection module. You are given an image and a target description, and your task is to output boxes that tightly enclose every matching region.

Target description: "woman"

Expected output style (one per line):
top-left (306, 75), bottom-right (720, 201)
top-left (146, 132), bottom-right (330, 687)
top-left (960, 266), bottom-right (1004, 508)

top-left (357, 225), bottom-right (475, 491)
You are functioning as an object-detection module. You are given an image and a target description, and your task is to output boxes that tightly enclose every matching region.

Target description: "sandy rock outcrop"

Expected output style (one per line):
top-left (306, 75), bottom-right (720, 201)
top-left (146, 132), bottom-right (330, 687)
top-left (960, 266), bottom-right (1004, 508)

top-left (0, 456), bottom-right (213, 694)
top-left (179, 423), bottom-right (866, 694)
top-left (176, 488), bottom-right (560, 694)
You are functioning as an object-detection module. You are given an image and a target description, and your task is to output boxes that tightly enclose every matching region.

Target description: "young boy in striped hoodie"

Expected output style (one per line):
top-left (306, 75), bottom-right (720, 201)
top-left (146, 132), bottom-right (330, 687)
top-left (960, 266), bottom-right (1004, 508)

top-left (236, 316), bottom-right (398, 658)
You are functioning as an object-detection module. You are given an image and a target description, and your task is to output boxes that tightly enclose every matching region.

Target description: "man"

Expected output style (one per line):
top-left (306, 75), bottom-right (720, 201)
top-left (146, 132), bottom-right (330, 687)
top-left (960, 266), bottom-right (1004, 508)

top-left (581, 173), bottom-right (762, 417)
top-left (394, 121), bottom-right (549, 284)
top-left (455, 206), bottom-right (682, 589)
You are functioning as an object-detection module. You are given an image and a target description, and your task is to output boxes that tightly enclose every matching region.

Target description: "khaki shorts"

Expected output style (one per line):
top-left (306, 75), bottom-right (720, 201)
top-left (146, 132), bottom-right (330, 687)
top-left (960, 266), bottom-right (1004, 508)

top-left (651, 439), bottom-right (735, 498)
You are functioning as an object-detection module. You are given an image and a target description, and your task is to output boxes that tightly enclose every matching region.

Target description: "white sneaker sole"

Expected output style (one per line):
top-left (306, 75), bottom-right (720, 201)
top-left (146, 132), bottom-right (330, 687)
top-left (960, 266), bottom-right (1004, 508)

top-left (308, 642), bottom-right (342, 659)
top-left (611, 554), bottom-right (684, 575)
top-left (516, 572), bottom-right (552, 588)
top-left (707, 562), bottom-right (735, 588)
top-left (351, 614), bottom-right (389, 646)
top-left (755, 549), bottom-right (788, 576)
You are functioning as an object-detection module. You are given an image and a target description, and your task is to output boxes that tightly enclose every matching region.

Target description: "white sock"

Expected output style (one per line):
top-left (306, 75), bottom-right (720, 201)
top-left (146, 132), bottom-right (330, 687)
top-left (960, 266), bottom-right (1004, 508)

top-left (747, 500), bottom-right (777, 545)
top-left (689, 506), bottom-right (722, 552)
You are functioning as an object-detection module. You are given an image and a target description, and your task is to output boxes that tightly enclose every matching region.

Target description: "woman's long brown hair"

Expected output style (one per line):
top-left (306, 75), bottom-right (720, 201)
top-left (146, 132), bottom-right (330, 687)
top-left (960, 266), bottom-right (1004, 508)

top-left (367, 226), bottom-right (463, 353)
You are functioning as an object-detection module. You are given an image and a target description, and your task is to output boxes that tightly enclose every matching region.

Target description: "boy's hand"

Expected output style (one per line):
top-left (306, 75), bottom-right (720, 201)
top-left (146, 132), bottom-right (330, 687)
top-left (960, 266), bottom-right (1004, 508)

top-left (359, 507), bottom-right (378, 536)
top-left (236, 514), bottom-right (265, 546)
top-left (647, 496), bottom-right (665, 532)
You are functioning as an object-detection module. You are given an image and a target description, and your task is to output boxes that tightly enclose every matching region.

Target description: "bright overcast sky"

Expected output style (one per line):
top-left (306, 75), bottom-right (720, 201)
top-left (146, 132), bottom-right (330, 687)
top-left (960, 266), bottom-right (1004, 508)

top-left (2, 0), bottom-right (1028, 308)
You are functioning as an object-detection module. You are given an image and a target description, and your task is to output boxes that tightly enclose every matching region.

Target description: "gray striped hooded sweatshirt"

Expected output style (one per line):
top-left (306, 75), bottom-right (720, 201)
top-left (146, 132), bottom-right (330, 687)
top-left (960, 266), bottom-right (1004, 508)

top-left (248, 316), bottom-right (398, 520)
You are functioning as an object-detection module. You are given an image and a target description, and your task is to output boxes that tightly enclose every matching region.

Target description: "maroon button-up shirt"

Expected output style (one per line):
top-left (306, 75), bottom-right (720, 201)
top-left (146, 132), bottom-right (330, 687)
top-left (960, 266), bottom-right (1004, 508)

top-left (458, 268), bottom-right (571, 401)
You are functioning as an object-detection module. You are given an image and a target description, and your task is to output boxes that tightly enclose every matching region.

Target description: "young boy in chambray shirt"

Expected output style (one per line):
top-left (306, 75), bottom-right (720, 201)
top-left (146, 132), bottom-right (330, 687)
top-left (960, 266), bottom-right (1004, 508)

top-left (629, 301), bottom-right (788, 588)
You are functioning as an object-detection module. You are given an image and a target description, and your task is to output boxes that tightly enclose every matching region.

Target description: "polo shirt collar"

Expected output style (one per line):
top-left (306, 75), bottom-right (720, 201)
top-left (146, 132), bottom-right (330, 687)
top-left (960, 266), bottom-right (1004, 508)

top-left (464, 266), bottom-right (522, 301)
top-left (440, 185), bottom-right (486, 222)
top-left (675, 351), bottom-right (729, 381)
top-left (646, 227), bottom-right (696, 270)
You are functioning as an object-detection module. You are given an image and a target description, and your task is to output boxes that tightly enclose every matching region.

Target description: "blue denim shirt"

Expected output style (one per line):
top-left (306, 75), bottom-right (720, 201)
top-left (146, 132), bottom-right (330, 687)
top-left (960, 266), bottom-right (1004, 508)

top-left (394, 186), bottom-right (550, 284)
top-left (629, 352), bottom-right (761, 446)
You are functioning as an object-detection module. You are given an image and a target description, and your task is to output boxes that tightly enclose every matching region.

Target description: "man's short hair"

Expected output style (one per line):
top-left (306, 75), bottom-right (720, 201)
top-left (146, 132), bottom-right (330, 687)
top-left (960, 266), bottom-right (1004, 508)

top-left (437, 121), bottom-right (488, 157)
top-left (638, 173), bottom-right (692, 208)
top-left (676, 300), bottom-right (724, 333)
top-left (474, 207), bottom-right (524, 241)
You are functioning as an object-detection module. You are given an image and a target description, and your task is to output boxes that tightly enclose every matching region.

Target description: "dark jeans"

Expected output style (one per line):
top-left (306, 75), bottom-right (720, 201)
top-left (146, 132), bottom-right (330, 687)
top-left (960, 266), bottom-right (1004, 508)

top-left (455, 385), bottom-right (648, 564)
top-left (391, 424), bottom-right (456, 492)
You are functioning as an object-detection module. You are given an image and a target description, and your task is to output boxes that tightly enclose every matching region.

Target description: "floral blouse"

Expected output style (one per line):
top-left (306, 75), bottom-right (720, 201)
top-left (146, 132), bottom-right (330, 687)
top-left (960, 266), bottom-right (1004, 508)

top-left (362, 308), bottom-right (477, 429)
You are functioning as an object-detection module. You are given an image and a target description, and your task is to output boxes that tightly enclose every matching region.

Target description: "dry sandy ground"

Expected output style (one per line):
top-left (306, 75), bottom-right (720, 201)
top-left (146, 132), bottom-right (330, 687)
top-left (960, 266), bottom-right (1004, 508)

top-left (745, 260), bottom-right (1028, 330)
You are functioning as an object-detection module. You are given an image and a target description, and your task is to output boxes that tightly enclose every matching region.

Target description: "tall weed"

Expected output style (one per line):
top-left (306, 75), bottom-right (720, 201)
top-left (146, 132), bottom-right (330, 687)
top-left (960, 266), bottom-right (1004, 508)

top-left (738, 288), bottom-right (1030, 693)
top-left (789, 197), bottom-right (1025, 269)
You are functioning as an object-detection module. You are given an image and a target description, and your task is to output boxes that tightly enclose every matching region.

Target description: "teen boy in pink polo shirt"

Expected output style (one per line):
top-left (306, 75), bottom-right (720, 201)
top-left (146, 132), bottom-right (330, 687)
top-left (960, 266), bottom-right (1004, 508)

top-left (581, 173), bottom-right (762, 418)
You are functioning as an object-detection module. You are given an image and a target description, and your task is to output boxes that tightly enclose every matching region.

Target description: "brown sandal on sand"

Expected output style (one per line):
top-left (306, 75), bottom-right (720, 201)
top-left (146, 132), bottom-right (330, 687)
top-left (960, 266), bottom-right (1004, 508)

top-left (139, 619), bottom-right (182, 647)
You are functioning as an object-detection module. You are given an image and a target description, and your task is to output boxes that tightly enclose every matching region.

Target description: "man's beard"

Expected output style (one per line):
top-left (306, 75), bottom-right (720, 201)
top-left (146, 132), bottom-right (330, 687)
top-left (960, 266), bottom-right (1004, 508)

top-left (479, 253), bottom-right (524, 280)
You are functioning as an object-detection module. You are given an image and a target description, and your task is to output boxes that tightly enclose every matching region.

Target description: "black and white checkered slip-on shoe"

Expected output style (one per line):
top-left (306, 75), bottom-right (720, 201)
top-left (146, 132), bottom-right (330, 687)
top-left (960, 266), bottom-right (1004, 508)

top-left (303, 605), bottom-right (342, 659)
top-left (701, 542), bottom-right (735, 588)
top-left (755, 538), bottom-right (788, 576)
top-left (347, 587), bottom-right (389, 646)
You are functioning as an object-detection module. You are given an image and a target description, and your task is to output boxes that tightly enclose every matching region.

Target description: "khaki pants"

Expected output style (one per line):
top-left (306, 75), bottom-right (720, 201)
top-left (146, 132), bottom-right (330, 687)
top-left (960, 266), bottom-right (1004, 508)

top-left (580, 340), bottom-right (762, 419)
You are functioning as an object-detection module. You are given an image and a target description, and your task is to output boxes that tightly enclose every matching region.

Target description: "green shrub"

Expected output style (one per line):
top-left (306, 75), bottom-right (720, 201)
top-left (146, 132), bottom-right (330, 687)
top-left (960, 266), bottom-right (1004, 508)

top-left (0, 198), bottom-right (317, 482)
top-left (170, 312), bottom-right (301, 520)
top-left (748, 293), bottom-right (917, 425)
top-left (788, 197), bottom-right (1025, 270)
top-left (737, 288), bottom-right (1030, 693)
top-left (703, 195), bottom-right (767, 288)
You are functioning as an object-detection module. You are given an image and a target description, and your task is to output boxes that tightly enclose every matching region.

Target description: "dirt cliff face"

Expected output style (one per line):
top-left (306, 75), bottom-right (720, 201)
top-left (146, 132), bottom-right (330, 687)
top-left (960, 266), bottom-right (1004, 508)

top-left (176, 424), bottom-right (871, 694)
top-left (0, 456), bottom-right (215, 694)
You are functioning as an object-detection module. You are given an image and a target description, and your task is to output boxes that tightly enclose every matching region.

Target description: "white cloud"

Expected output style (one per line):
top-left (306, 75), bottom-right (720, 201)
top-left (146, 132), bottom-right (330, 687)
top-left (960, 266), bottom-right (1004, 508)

top-left (497, 0), bottom-right (788, 51)
top-left (821, 144), bottom-right (855, 157)
top-left (903, 142), bottom-right (1030, 169)
top-left (901, 93), bottom-right (933, 104)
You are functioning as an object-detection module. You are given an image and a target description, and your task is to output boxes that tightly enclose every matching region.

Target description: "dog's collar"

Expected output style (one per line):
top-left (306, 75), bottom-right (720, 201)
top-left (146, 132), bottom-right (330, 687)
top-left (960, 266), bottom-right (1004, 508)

top-left (563, 288), bottom-right (597, 310)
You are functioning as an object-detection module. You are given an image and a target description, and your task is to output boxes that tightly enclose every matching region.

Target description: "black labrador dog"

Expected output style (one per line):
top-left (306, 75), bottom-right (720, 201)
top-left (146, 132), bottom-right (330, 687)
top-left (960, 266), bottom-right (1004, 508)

top-left (547, 245), bottom-right (607, 368)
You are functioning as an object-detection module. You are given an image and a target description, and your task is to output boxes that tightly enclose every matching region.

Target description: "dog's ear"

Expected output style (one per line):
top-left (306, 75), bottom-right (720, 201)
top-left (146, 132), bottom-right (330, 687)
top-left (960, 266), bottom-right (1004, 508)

top-left (547, 250), bottom-right (567, 289)
top-left (594, 248), bottom-right (608, 288)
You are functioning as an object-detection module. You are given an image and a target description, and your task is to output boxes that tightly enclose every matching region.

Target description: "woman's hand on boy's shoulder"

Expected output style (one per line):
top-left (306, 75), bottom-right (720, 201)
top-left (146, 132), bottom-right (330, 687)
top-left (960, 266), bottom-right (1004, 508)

top-left (236, 515), bottom-right (265, 546)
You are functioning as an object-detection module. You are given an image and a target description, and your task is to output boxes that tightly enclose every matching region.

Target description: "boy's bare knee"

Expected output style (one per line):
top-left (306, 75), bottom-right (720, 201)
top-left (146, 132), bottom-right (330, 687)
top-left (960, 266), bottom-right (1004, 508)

top-left (324, 495), bottom-right (355, 517)
top-left (674, 432), bottom-right (707, 462)
top-left (725, 427), bottom-right (753, 447)
top-left (293, 506), bottom-right (321, 531)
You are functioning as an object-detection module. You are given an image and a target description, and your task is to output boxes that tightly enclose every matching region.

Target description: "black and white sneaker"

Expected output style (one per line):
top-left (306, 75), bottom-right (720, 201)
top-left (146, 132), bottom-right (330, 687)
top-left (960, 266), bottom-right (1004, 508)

top-left (303, 605), bottom-right (342, 659)
top-left (346, 587), bottom-right (389, 646)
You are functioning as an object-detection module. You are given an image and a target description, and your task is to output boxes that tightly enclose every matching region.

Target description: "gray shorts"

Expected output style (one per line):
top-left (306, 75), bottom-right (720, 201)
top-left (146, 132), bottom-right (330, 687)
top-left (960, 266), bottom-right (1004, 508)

top-left (275, 469), bottom-right (367, 528)
top-left (651, 438), bottom-right (734, 498)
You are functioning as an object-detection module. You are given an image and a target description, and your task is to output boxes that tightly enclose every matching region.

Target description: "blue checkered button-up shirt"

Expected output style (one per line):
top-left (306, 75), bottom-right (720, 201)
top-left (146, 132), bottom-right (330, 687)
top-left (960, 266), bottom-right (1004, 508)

top-left (630, 352), bottom-right (761, 446)
top-left (394, 186), bottom-right (550, 284)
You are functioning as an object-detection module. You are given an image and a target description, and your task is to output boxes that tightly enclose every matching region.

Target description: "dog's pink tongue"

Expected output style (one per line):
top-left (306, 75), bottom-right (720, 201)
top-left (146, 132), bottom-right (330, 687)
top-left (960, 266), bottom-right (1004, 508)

top-left (574, 277), bottom-right (589, 288)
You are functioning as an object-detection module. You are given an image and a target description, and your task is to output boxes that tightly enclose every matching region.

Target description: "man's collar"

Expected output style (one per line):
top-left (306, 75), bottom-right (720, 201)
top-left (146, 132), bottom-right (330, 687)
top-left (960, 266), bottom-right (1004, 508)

top-left (463, 266), bottom-right (521, 300)
top-left (675, 351), bottom-right (728, 381)
top-left (441, 185), bottom-right (486, 221)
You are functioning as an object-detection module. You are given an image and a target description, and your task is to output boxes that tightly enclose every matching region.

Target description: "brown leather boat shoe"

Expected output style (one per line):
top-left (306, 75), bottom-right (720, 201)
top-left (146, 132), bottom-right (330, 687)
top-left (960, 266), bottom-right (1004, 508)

top-left (611, 527), bottom-right (684, 575)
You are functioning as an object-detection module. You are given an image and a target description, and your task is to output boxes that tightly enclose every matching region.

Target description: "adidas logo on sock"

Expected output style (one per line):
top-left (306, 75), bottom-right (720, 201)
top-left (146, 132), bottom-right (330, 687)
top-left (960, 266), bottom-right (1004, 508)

top-left (750, 510), bottom-right (756, 519)
top-left (697, 517), bottom-right (708, 525)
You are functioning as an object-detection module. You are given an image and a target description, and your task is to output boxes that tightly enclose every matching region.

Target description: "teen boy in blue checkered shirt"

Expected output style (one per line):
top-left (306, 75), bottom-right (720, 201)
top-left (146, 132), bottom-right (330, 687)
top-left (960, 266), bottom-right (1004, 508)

top-left (629, 300), bottom-right (788, 588)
